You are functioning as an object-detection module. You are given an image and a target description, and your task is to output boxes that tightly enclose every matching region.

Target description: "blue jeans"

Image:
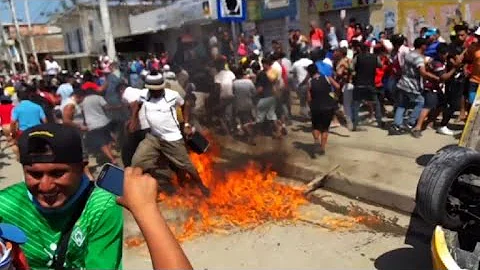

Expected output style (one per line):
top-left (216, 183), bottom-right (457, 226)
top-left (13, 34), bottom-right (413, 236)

top-left (393, 91), bottom-right (425, 126)
top-left (351, 94), bottom-right (383, 129)
top-left (468, 82), bottom-right (479, 104)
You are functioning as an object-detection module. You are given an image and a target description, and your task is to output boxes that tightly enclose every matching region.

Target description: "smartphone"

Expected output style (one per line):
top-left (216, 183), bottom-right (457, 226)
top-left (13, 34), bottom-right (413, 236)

top-left (96, 163), bottom-right (124, 196)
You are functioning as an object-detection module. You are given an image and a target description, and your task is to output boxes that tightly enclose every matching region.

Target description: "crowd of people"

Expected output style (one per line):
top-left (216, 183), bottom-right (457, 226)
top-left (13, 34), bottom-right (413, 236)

top-left (0, 15), bottom-right (479, 268)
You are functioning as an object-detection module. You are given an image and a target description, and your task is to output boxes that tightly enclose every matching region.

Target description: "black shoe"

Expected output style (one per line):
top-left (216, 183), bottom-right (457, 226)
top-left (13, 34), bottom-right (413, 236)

top-left (403, 121), bottom-right (415, 131)
top-left (411, 129), bottom-right (423, 138)
top-left (377, 121), bottom-right (386, 130)
top-left (388, 125), bottom-right (403, 136)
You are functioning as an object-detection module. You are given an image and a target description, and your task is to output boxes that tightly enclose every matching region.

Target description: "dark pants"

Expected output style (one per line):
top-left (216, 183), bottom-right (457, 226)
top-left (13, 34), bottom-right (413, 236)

top-left (131, 133), bottom-right (203, 189)
top-left (440, 80), bottom-right (463, 127)
top-left (351, 86), bottom-right (383, 129)
top-left (121, 129), bottom-right (149, 167)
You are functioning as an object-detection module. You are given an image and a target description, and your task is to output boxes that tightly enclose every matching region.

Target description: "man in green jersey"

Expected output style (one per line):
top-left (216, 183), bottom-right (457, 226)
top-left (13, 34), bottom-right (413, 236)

top-left (0, 123), bottom-right (123, 269)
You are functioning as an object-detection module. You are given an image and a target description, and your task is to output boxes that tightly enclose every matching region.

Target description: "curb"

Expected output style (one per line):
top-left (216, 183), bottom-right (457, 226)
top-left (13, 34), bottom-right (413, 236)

top-left (220, 145), bottom-right (416, 214)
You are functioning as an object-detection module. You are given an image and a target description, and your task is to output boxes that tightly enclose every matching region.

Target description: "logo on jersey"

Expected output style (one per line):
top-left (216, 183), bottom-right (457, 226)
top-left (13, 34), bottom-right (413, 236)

top-left (72, 227), bottom-right (86, 247)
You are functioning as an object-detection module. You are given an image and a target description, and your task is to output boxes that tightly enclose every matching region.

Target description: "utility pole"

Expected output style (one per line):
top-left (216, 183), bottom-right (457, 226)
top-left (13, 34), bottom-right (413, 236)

top-left (24, 0), bottom-right (40, 74)
top-left (99, 0), bottom-right (116, 61)
top-left (8, 0), bottom-right (29, 75)
top-left (0, 22), bottom-right (16, 75)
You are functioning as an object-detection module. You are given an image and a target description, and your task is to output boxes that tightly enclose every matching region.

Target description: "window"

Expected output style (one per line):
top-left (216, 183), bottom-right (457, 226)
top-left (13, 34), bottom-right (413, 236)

top-left (88, 20), bottom-right (94, 35)
top-left (65, 32), bottom-right (73, 53)
top-left (76, 28), bottom-right (84, 53)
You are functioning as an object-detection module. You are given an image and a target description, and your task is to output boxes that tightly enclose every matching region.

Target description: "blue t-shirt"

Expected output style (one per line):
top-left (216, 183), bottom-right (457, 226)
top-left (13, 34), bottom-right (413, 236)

top-left (12, 100), bottom-right (46, 131)
top-left (56, 83), bottom-right (74, 104)
top-left (315, 60), bottom-right (333, 77)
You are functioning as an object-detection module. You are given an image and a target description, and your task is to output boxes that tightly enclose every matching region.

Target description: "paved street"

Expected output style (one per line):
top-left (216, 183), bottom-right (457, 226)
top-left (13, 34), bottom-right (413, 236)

top-left (123, 188), bottom-right (433, 269)
top-left (1, 139), bottom-right (435, 269)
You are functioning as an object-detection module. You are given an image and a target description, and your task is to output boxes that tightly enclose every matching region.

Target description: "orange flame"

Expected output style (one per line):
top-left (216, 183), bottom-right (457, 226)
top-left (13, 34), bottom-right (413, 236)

top-left (159, 135), bottom-right (307, 242)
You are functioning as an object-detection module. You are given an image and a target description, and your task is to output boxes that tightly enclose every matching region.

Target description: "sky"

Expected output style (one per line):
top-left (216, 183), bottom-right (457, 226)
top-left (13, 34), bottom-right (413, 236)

top-left (0, 0), bottom-right (64, 24)
top-left (0, 0), bottom-right (152, 25)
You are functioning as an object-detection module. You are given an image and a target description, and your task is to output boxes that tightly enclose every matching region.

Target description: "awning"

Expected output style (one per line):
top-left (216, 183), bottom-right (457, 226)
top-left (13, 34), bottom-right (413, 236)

top-left (54, 52), bottom-right (98, 60)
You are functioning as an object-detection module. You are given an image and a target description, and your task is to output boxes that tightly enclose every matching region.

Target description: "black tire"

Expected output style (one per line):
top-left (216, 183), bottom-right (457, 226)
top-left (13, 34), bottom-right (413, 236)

top-left (416, 146), bottom-right (480, 230)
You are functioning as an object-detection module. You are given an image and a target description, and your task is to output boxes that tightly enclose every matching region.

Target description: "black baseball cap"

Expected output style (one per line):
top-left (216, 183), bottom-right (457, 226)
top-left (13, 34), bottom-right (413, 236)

top-left (19, 123), bottom-right (84, 165)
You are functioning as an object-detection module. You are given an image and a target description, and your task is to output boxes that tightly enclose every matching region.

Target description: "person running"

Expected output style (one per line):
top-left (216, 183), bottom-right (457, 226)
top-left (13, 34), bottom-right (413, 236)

top-left (412, 43), bottom-right (459, 138)
top-left (389, 38), bottom-right (439, 135)
top-left (11, 90), bottom-right (47, 141)
top-left (232, 67), bottom-right (256, 145)
top-left (61, 89), bottom-right (94, 180)
top-left (307, 64), bottom-right (340, 156)
top-left (80, 90), bottom-right (116, 164)
top-left (131, 72), bottom-right (210, 196)
top-left (0, 123), bottom-right (123, 269)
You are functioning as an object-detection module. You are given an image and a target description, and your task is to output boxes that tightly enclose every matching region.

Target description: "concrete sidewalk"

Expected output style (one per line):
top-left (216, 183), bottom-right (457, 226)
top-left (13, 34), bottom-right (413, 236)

top-left (216, 119), bottom-right (458, 213)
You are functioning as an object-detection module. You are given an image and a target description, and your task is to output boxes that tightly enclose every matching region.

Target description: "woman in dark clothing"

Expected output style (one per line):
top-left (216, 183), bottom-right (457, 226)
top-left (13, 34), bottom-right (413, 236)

top-left (307, 64), bottom-right (340, 155)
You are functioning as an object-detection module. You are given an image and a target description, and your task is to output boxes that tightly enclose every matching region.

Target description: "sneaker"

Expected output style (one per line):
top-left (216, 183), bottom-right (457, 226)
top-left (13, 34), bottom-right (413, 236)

top-left (388, 125), bottom-right (405, 136)
top-left (377, 121), bottom-right (386, 130)
top-left (346, 118), bottom-right (354, 131)
top-left (437, 126), bottom-right (455, 136)
top-left (352, 126), bottom-right (367, 132)
top-left (411, 129), bottom-right (423, 138)
top-left (404, 122), bottom-right (415, 131)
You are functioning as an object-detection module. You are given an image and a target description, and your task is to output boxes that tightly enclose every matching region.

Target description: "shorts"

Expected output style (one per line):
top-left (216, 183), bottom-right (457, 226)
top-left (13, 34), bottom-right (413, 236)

top-left (468, 82), bottom-right (479, 104)
top-left (237, 109), bottom-right (255, 125)
top-left (86, 125), bottom-right (113, 150)
top-left (256, 97), bottom-right (277, 123)
top-left (311, 109), bottom-right (335, 132)
top-left (395, 90), bottom-right (424, 108)
top-left (423, 91), bottom-right (438, 109)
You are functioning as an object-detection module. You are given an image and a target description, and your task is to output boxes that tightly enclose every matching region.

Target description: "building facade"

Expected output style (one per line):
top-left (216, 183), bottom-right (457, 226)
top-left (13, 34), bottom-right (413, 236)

top-left (52, 3), bottom-right (158, 71)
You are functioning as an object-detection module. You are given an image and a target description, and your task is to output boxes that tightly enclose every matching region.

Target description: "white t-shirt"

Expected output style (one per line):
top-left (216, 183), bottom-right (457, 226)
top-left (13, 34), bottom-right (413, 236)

top-left (292, 58), bottom-right (313, 87)
top-left (122, 87), bottom-right (149, 130)
top-left (45, 60), bottom-right (60, 75)
top-left (141, 89), bottom-right (184, 142)
top-left (214, 70), bottom-right (236, 99)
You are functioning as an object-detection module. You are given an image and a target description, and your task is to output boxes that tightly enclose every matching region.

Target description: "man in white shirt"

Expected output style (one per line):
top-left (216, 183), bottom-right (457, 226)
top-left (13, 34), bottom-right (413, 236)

top-left (291, 52), bottom-right (313, 117)
top-left (214, 59), bottom-right (236, 134)
top-left (44, 54), bottom-right (61, 77)
top-left (121, 85), bottom-right (150, 167)
top-left (131, 72), bottom-right (210, 196)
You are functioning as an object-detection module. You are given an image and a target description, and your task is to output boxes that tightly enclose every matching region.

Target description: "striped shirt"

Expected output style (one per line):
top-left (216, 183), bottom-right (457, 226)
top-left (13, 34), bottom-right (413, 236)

top-left (0, 183), bottom-right (123, 269)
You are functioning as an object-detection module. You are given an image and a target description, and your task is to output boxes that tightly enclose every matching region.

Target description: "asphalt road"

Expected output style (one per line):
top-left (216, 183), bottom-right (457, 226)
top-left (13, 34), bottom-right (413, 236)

top-left (0, 138), bottom-right (434, 270)
top-left (123, 188), bottom-right (434, 270)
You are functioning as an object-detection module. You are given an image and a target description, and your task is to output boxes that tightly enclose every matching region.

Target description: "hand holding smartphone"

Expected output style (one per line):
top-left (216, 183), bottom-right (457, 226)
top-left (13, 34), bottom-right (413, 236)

top-left (96, 163), bottom-right (125, 196)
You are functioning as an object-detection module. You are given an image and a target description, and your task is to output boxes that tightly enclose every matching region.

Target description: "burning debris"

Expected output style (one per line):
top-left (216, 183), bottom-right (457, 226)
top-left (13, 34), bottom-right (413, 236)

top-left (157, 144), bottom-right (308, 242)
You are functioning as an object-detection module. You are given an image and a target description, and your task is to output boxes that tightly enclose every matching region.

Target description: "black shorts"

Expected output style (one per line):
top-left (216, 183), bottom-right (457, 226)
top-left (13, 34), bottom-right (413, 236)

top-left (237, 110), bottom-right (254, 125)
top-left (311, 109), bottom-right (335, 132)
top-left (423, 91), bottom-right (438, 109)
top-left (86, 125), bottom-right (113, 150)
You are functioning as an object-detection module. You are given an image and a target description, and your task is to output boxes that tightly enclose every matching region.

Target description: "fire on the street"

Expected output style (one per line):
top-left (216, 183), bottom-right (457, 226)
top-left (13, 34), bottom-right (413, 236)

top-left (158, 141), bottom-right (308, 242)
top-left (125, 138), bottom-right (386, 247)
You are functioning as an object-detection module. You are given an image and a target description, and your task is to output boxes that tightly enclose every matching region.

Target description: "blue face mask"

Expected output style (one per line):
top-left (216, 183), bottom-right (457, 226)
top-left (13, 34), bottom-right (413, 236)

top-left (27, 175), bottom-right (91, 215)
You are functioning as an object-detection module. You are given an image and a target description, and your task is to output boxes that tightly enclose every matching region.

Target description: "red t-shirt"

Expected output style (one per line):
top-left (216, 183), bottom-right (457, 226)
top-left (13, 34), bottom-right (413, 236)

top-left (310, 28), bottom-right (324, 49)
top-left (81, 81), bottom-right (100, 92)
top-left (0, 104), bottom-right (14, 125)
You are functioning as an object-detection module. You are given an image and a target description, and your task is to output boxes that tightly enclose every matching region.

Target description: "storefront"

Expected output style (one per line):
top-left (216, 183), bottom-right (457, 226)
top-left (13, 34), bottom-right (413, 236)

top-left (242, 0), bottom-right (298, 53)
top-left (128, 0), bottom-right (219, 55)
top-left (299, 0), bottom-right (383, 41)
